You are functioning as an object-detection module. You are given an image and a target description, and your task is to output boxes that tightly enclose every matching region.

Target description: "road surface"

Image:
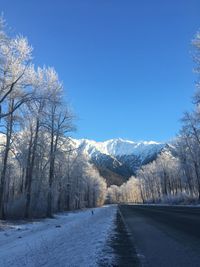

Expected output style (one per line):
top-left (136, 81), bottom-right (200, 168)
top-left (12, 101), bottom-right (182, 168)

top-left (119, 205), bottom-right (200, 267)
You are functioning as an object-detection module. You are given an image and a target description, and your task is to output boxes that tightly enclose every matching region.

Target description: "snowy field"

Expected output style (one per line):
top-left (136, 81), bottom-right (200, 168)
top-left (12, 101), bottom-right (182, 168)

top-left (0, 205), bottom-right (117, 267)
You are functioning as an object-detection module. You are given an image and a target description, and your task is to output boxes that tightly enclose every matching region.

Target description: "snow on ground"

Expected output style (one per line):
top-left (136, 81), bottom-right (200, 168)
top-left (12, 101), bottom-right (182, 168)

top-left (0, 205), bottom-right (117, 267)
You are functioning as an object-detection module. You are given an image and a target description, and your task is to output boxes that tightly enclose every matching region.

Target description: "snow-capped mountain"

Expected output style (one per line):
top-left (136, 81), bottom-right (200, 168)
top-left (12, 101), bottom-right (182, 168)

top-left (72, 138), bottom-right (166, 186)
top-left (73, 138), bottom-right (164, 159)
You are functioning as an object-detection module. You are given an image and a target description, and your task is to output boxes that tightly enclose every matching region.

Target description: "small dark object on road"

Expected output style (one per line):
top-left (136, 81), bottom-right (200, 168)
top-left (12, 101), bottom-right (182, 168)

top-left (91, 210), bottom-right (94, 215)
top-left (55, 225), bottom-right (61, 228)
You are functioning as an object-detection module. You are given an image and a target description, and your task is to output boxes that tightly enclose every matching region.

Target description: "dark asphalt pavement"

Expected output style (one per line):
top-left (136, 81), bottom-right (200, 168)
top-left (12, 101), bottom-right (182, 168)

top-left (119, 205), bottom-right (200, 267)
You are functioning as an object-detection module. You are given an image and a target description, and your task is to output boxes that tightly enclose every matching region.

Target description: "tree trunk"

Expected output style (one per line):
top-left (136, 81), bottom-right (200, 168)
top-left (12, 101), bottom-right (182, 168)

top-left (25, 119), bottom-right (39, 218)
top-left (0, 99), bottom-right (14, 219)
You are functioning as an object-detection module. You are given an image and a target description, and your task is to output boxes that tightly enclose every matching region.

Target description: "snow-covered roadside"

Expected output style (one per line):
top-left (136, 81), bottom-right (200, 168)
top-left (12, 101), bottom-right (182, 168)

top-left (0, 205), bottom-right (117, 267)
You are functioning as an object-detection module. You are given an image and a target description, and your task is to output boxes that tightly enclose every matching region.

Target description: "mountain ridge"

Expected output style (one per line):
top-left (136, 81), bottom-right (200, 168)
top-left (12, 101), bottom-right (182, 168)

top-left (72, 138), bottom-right (164, 157)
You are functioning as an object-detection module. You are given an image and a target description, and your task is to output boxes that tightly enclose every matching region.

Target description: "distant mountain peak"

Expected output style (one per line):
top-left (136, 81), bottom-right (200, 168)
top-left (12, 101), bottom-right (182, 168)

top-left (72, 137), bottom-right (164, 157)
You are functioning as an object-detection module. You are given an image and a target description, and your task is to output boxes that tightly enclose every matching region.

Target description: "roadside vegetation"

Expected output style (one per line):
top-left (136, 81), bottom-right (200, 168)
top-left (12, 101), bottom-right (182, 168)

top-left (0, 17), bottom-right (107, 219)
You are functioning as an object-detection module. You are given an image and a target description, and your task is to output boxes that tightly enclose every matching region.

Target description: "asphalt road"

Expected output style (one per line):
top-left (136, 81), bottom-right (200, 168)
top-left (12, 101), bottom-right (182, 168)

top-left (119, 205), bottom-right (200, 267)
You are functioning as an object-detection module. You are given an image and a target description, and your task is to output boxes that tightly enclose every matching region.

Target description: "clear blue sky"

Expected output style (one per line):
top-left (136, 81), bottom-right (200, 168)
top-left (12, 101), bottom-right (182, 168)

top-left (1, 0), bottom-right (200, 142)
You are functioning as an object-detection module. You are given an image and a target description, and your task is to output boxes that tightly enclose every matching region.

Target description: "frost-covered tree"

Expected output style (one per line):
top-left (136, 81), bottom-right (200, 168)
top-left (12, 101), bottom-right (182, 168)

top-left (107, 151), bottom-right (184, 204)
top-left (0, 18), bottom-right (107, 219)
top-left (0, 18), bottom-right (35, 218)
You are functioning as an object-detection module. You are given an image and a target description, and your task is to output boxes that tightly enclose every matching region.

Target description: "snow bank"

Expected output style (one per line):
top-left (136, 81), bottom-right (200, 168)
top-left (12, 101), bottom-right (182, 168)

top-left (0, 205), bottom-right (117, 267)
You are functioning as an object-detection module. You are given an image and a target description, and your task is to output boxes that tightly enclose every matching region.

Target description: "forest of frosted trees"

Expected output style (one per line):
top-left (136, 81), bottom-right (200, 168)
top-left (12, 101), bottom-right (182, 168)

top-left (108, 30), bottom-right (200, 205)
top-left (0, 18), bottom-right (107, 219)
top-left (1, 16), bottom-right (200, 219)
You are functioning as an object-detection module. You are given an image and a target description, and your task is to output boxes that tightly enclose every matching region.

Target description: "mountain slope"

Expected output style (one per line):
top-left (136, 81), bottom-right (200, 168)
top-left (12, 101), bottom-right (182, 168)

top-left (72, 138), bottom-right (165, 186)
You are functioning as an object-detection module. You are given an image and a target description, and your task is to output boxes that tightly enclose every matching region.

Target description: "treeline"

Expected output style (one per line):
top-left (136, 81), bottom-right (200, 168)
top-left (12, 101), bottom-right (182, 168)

top-left (0, 18), bottom-right (107, 219)
top-left (108, 30), bottom-right (200, 205)
top-left (107, 151), bottom-right (185, 204)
